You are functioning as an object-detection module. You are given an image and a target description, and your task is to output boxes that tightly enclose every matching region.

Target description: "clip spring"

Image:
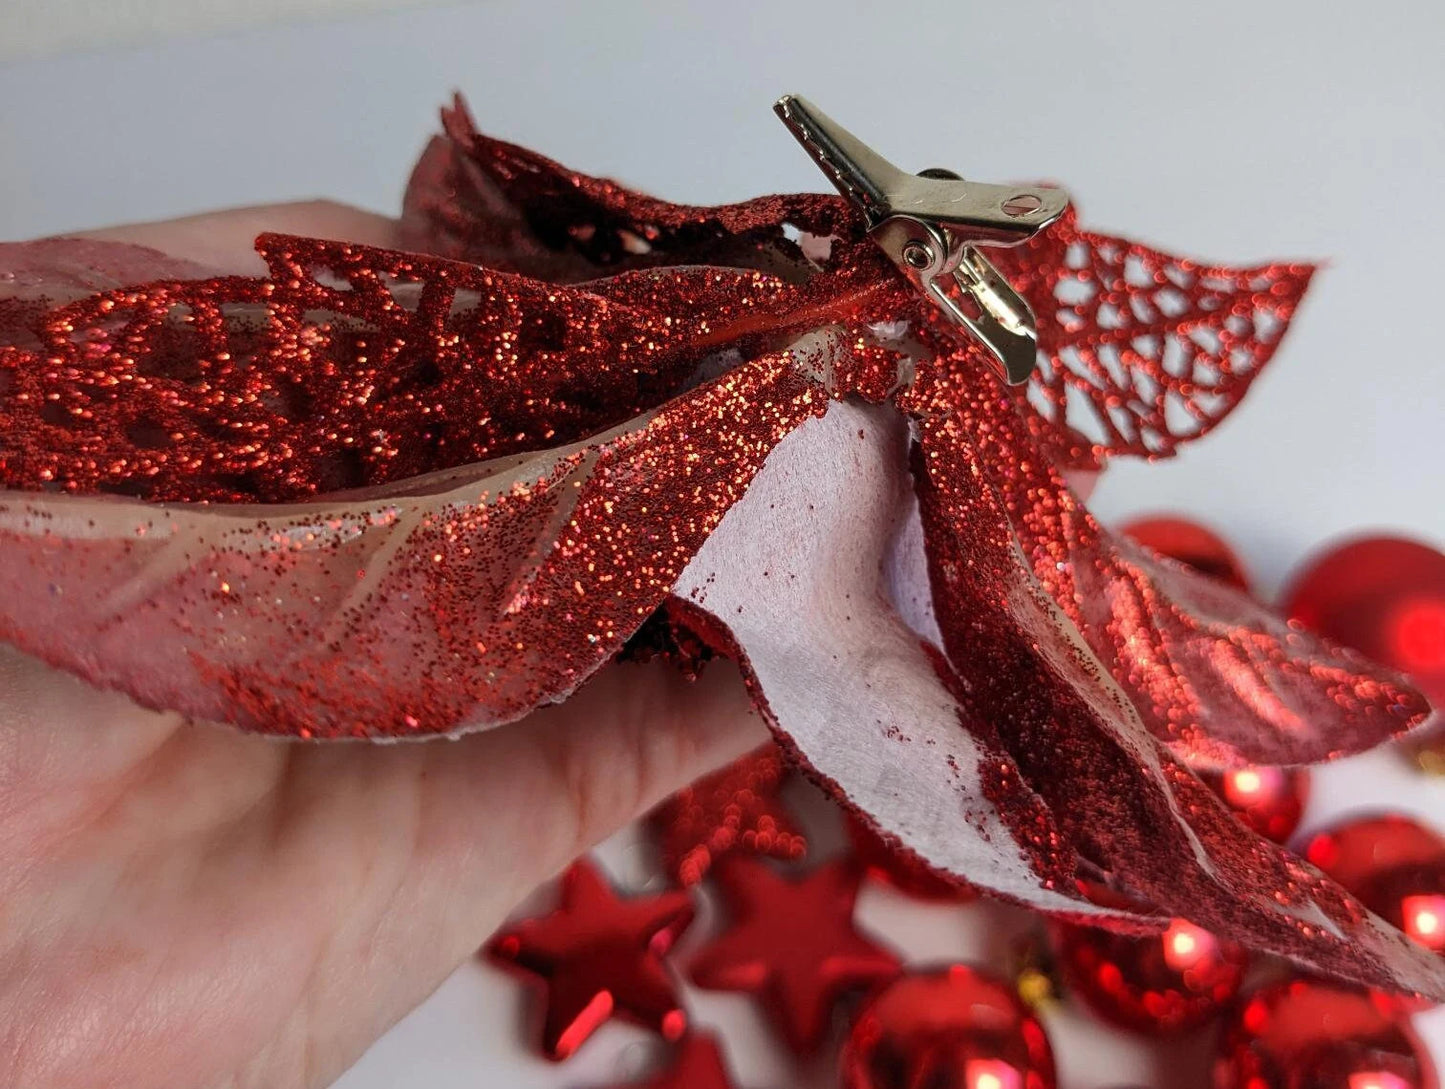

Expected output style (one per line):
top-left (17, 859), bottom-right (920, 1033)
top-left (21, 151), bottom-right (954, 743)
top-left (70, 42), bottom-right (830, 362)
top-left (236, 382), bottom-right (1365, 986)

top-left (774, 94), bottom-right (1068, 385)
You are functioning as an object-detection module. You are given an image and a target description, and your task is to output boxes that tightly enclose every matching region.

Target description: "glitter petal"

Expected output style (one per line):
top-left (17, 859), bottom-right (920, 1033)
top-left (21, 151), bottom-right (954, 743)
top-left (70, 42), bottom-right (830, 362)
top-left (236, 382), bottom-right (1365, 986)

top-left (0, 339), bottom-right (832, 737)
top-left (923, 358), bottom-right (1431, 770)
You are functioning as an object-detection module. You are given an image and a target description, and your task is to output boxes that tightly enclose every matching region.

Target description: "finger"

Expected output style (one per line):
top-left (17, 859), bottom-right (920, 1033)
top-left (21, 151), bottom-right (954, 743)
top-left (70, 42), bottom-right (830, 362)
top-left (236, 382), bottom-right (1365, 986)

top-left (67, 199), bottom-right (401, 274)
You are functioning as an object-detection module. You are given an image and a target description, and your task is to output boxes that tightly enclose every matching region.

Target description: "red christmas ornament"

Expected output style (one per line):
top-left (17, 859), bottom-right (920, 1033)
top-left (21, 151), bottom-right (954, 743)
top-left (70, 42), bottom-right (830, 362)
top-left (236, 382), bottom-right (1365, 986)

top-left (1053, 917), bottom-right (1249, 1035)
top-left (1283, 535), bottom-right (1445, 706)
top-left (487, 858), bottom-right (695, 1060)
top-left (1198, 765), bottom-right (1310, 844)
top-left (651, 743), bottom-right (807, 886)
top-left (1302, 816), bottom-right (1445, 958)
top-left (848, 817), bottom-right (976, 902)
top-left (1213, 979), bottom-right (1439, 1089)
top-left (598, 1034), bottom-right (738, 1089)
top-left (689, 858), bottom-right (902, 1054)
top-left (1121, 516), bottom-right (1251, 591)
top-left (839, 965), bottom-right (1056, 1089)
top-left (1283, 536), bottom-right (1445, 774)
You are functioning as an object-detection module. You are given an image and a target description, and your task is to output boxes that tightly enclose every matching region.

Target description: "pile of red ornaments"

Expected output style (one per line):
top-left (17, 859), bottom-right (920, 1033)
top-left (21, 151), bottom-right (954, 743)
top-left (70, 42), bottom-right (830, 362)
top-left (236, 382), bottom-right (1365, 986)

top-left (481, 520), bottom-right (1445, 1088)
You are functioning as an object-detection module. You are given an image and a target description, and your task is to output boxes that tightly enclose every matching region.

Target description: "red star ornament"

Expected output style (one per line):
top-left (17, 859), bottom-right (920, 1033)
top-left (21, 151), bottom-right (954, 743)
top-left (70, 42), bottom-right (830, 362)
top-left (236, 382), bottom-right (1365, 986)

top-left (689, 857), bottom-right (902, 1054)
top-left (487, 858), bottom-right (695, 1060)
top-left (599, 1033), bottom-right (739, 1089)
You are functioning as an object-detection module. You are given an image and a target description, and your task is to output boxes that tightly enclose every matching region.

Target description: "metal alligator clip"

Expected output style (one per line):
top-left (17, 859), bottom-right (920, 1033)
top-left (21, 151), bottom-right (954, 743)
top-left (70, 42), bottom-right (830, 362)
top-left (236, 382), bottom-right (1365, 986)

top-left (774, 94), bottom-right (1069, 385)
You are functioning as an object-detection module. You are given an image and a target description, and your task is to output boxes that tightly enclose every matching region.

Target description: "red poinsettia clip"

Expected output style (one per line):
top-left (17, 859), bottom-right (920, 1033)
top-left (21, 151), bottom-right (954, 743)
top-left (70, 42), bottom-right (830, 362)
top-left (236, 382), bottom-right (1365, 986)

top-left (0, 94), bottom-right (1436, 999)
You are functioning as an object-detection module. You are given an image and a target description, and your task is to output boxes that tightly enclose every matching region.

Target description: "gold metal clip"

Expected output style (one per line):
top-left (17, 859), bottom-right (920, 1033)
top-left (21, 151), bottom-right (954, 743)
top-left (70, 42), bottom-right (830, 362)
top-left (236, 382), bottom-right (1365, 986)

top-left (774, 93), bottom-right (1068, 385)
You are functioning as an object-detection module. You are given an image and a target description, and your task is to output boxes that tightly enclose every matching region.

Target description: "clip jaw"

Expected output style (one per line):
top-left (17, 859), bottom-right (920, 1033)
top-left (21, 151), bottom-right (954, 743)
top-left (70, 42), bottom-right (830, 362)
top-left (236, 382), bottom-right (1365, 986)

top-left (774, 94), bottom-right (1068, 385)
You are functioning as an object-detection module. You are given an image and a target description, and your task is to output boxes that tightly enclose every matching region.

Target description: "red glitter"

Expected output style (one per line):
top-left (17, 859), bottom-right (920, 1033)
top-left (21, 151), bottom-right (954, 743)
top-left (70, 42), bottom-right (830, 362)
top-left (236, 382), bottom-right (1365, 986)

top-left (1198, 764), bottom-right (1309, 844)
top-left (650, 743), bottom-right (807, 886)
top-left (993, 207), bottom-right (1314, 470)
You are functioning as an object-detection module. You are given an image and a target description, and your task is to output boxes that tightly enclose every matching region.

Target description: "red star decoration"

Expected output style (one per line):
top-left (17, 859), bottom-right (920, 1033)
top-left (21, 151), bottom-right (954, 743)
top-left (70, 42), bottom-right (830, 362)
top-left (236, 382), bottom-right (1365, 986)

top-left (486, 858), bottom-right (695, 1060)
top-left (651, 744), bottom-right (807, 886)
top-left (689, 857), bottom-right (902, 1054)
top-left (599, 1033), bottom-right (738, 1089)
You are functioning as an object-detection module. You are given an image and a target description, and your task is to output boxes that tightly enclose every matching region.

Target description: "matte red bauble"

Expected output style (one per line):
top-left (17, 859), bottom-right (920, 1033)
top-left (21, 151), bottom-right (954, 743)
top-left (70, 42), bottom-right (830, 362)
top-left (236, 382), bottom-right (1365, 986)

top-left (1198, 765), bottom-right (1309, 844)
top-left (1213, 979), bottom-right (1438, 1089)
top-left (1053, 918), bottom-right (1248, 1035)
top-left (839, 965), bottom-right (1056, 1089)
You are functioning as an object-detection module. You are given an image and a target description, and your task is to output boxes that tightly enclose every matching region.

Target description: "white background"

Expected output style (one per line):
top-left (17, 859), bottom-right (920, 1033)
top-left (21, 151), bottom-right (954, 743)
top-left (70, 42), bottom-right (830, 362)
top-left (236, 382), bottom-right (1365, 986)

top-left (2, 2), bottom-right (1444, 1087)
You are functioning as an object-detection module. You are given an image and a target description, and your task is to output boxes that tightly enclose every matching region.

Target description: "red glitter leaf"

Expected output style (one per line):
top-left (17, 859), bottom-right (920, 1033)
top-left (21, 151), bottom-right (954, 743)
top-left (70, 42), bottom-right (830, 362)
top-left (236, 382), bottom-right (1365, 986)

top-left (909, 406), bottom-right (1444, 997)
top-left (911, 357), bottom-right (1430, 771)
top-left (672, 401), bottom-right (1103, 916)
top-left (0, 339), bottom-right (833, 737)
top-left (401, 94), bottom-right (860, 280)
top-left (0, 234), bottom-right (845, 504)
top-left (995, 208), bottom-right (1315, 470)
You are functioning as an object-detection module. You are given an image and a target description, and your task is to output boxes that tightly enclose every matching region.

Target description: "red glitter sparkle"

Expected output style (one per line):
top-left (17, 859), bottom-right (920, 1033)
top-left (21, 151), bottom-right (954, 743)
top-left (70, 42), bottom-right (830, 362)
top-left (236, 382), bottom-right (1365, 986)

top-left (650, 743), bottom-right (807, 886)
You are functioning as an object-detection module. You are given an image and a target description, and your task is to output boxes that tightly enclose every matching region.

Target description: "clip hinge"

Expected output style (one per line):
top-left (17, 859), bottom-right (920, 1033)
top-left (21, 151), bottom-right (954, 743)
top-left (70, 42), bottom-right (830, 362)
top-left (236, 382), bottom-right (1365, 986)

top-left (774, 93), bottom-right (1068, 385)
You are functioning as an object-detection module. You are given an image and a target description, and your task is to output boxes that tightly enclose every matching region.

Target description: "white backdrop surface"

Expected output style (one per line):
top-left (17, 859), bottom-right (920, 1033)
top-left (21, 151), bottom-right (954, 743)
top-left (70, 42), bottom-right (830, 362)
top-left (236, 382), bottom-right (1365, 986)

top-left (2, 3), bottom-right (1443, 1087)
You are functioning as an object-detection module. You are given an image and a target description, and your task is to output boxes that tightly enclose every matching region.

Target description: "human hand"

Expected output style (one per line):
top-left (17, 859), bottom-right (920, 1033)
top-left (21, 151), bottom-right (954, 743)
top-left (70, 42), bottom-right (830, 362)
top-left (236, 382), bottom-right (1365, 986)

top-left (0, 202), bottom-right (766, 1089)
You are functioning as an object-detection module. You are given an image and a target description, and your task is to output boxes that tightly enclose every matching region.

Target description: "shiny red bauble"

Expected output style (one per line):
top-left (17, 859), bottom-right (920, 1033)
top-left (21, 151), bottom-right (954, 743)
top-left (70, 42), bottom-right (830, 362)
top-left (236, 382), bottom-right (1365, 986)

top-left (1282, 535), bottom-right (1445, 706)
top-left (1198, 764), bottom-right (1310, 843)
top-left (1052, 918), bottom-right (1249, 1036)
top-left (1301, 815), bottom-right (1445, 957)
top-left (839, 965), bottom-right (1056, 1089)
top-left (848, 817), bottom-right (976, 903)
top-left (1121, 515), bottom-right (1250, 590)
top-left (1213, 979), bottom-right (1439, 1089)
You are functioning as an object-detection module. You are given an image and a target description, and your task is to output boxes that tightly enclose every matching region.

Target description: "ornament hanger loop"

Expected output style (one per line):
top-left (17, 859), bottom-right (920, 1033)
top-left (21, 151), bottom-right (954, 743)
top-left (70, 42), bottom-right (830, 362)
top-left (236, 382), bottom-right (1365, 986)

top-left (774, 93), bottom-right (1069, 384)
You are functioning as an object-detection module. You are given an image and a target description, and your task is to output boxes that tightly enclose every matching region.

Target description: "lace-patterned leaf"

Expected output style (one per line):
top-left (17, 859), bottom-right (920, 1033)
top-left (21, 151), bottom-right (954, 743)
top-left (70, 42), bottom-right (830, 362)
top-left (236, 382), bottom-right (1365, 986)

top-left (0, 234), bottom-right (871, 503)
top-left (992, 209), bottom-right (1315, 469)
